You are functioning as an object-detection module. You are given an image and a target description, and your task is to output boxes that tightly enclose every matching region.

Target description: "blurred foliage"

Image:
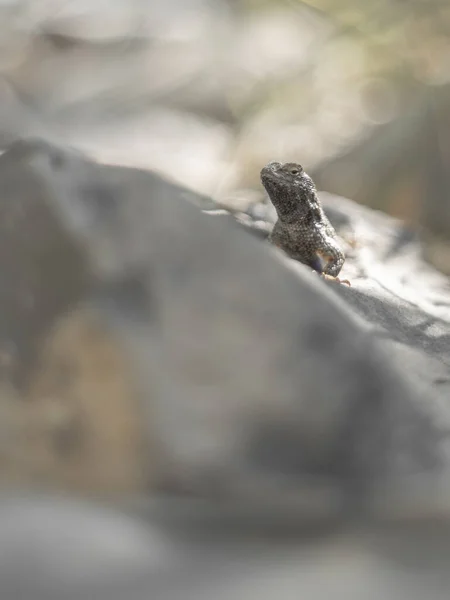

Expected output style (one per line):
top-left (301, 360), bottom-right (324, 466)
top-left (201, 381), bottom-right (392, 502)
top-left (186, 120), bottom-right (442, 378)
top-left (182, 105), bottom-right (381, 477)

top-left (302, 0), bottom-right (450, 87)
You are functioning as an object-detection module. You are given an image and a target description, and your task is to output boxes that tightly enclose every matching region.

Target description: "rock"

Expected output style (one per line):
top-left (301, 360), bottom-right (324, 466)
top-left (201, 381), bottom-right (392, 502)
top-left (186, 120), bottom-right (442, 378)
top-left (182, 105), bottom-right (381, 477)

top-left (0, 137), bottom-right (441, 506)
top-left (0, 495), bottom-right (174, 600)
top-left (319, 191), bottom-right (450, 409)
top-left (1, 493), bottom-right (450, 600)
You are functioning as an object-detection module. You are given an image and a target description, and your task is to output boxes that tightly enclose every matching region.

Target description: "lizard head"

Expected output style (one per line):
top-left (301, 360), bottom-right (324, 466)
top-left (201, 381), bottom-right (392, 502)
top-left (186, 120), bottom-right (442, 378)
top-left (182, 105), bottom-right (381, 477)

top-left (260, 161), bottom-right (318, 222)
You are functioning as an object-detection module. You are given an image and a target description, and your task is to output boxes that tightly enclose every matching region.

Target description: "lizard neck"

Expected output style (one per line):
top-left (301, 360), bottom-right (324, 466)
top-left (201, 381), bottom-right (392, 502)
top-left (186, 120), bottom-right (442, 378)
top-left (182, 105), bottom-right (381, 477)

top-left (271, 195), bottom-right (301, 223)
top-left (275, 204), bottom-right (304, 225)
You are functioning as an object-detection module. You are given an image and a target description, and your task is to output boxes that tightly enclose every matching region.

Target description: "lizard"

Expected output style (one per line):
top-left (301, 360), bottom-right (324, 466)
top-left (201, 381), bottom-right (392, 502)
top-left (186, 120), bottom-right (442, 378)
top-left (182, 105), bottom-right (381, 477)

top-left (260, 161), bottom-right (350, 285)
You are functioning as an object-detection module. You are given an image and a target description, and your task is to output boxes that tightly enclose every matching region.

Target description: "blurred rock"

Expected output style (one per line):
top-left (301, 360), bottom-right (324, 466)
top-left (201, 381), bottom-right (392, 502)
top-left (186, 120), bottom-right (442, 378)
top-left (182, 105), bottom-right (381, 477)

top-left (0, 137), bottom-right (440, 505)
top-left (0, 495), bottom-right (175, 600)
top-left (1, 494), bottom-right (450, 600)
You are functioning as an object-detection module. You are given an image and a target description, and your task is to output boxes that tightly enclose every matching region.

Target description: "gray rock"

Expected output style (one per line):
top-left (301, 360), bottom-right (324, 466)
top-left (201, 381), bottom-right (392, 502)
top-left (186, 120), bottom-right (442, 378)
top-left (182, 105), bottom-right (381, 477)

top-left (1, 494), bottom-right (450, 600)
top-left (0, 137), bottom-right (440, 505)
top-left (0, 495), bottom-right (173, 600)
top-left (0, 137), bottom-right (450, 599)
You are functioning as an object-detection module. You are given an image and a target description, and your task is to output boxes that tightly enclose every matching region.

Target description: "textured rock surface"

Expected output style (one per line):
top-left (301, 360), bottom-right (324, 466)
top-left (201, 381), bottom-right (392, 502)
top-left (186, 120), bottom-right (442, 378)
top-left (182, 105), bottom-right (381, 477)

top-left (0, 137), bottom-right (450, 599)
top-left (233, 187), bottom-right (450, 412)
top-left (0, 137), bottom-right (442, 504)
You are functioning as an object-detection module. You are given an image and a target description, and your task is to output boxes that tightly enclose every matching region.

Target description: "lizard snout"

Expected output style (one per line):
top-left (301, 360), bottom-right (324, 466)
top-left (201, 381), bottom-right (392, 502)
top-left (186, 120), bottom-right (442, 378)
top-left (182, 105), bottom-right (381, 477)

top-left (260, 161), bottom-right (282, 184)
top-left (265, 161), bottom-right (282, 171)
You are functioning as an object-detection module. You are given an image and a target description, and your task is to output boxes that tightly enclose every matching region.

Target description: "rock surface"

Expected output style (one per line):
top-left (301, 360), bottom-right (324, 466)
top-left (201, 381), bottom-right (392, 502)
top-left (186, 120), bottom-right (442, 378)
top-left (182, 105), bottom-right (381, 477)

top-left (0, 137), bottom-right (443, 504)
top-left (1, 494), bottom-right (450, 600)
top-left (0, 137), bottom-right (449, 598)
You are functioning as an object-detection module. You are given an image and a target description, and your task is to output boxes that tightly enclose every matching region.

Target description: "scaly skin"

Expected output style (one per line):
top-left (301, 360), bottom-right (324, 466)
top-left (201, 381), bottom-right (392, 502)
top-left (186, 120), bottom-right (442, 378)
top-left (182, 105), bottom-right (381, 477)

top-left (260, 161), bottom-right (349, 284)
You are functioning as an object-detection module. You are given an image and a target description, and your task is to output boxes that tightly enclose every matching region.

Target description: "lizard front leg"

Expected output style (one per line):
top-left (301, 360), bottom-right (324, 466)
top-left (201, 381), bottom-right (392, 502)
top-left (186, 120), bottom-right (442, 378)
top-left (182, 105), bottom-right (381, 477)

top-left (316, 238), bottom-right (350, 285)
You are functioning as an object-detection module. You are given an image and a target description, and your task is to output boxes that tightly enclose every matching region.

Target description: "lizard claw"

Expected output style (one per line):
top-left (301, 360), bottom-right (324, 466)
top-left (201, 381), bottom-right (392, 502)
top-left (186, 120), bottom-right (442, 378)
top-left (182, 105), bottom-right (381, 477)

top-left (321, 273), bottom-right (351, 286)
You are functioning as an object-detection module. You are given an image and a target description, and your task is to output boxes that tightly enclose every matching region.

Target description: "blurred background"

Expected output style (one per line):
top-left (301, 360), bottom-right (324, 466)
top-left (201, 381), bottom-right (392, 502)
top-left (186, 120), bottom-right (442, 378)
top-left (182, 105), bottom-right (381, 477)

top-left (1, 0), bottom-right (450, 273)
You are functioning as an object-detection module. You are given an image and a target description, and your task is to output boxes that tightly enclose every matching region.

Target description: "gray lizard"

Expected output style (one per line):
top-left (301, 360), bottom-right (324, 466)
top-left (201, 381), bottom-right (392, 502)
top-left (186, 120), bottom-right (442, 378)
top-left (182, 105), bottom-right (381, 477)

top-left (260, 161), bottom-right (350, 285)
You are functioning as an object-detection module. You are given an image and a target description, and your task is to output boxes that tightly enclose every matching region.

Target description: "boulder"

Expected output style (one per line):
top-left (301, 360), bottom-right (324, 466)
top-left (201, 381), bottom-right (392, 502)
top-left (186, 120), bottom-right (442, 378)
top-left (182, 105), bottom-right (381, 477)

top-left (0, 138), bottom-right (441, 505)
